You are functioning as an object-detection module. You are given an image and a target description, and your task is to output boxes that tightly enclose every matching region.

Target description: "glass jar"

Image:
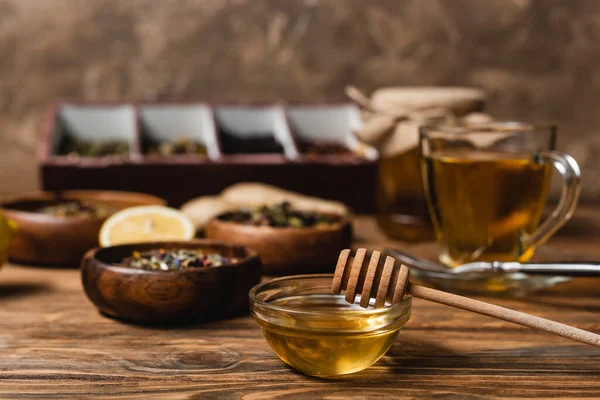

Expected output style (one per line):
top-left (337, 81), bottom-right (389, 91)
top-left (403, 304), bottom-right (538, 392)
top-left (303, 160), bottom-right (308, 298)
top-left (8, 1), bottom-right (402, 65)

top-left (376, 146), bottom-right (433, 241)
top-left (354, 87), bottom-right (489, 242)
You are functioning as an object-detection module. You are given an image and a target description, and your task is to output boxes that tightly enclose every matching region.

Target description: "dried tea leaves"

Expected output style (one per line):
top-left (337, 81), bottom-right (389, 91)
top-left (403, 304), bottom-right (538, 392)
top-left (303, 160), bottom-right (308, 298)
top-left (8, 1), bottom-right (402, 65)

top-left (219, 129), bottom-right (284, 154)
top-left (218, 201), bottom-right (340, 228)
top-left (298, 141), bottom-right (350, 155)
top-left (37, 201), bottom-right (113, 218)
top-left (123, 248), bottom-right (238, 271)
top-left (147, 137), bottom-right (207, 156)
top-left (61, 136), bottom-right (129, 157)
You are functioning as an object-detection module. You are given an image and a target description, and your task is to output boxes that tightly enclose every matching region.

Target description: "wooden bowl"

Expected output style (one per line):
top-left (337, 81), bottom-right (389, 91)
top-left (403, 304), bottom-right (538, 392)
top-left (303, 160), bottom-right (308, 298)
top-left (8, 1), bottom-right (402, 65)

top-left (81, 240), bottom-right (262, 323)
top-left (0, 190), bottom-right (166, 266)
top-left (205, 213), bottom-right (352, 275)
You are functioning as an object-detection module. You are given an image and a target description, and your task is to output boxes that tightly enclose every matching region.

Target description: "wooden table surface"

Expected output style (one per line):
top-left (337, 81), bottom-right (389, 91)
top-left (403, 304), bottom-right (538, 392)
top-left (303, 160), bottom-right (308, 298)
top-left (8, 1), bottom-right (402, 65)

top-left (2, 211), bottom-right (600, 399)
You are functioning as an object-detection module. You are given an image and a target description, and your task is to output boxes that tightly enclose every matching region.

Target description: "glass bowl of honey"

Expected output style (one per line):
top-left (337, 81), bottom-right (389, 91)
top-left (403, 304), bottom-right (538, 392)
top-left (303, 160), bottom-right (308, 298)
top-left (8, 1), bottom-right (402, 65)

top-left (249, 274), bottom-right (412, 378)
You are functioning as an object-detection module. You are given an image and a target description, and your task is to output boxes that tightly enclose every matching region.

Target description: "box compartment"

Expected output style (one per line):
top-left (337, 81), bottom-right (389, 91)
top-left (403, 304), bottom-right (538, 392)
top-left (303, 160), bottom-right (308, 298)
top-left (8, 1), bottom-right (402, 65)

top-left (40, 102), bottom-right (378, 212)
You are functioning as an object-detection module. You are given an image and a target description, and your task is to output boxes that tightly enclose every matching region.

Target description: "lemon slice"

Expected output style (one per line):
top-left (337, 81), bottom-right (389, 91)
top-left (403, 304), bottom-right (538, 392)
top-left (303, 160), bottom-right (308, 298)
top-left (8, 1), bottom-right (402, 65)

top-left (99, 205), bottom-right (195, 247)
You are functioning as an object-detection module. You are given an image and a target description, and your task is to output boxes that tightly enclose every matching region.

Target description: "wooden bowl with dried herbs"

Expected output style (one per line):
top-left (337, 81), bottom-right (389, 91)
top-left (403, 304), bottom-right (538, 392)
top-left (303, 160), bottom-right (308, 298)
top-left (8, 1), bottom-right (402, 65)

top-left (205, 201), bottom-right (352, 275)
top-left (0, 190), bottom-right (166, 266)
top-left (81, 240), bottom-right (261, 323)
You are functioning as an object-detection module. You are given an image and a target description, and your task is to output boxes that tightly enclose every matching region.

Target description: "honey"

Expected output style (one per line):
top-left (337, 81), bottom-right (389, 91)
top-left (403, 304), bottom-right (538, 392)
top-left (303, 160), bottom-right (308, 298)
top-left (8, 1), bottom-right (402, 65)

top-left (250, 275), bottom-right (411, 377)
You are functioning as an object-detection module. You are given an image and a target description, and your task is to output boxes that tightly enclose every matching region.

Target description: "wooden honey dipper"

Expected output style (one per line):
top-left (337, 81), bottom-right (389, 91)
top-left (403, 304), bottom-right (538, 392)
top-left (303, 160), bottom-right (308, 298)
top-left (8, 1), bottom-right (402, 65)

top-left (333, 248), bottom-right (600, 348)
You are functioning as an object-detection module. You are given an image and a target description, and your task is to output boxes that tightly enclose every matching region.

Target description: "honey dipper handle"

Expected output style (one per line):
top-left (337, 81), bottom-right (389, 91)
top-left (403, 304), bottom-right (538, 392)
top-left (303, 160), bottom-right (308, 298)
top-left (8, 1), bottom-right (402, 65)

top-left (408, 284), bottom-right (600, 348)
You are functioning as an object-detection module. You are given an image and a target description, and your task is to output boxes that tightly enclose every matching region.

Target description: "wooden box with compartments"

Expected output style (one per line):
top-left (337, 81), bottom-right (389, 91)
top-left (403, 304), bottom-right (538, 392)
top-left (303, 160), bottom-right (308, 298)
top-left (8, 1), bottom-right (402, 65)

top-left (39, 102), bottom-right (378, 212)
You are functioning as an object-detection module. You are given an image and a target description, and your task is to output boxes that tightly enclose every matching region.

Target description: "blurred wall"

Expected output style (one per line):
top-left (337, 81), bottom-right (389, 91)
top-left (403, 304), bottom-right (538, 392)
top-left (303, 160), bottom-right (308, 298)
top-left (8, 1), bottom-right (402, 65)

top-left (1, 0), bottom-right (599, 200)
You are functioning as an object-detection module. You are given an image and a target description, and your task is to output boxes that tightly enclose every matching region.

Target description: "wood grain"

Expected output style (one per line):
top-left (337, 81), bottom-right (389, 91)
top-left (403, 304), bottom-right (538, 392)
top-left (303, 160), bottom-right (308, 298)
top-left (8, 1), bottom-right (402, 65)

top-left (1, 215), bottom-right (600, 398)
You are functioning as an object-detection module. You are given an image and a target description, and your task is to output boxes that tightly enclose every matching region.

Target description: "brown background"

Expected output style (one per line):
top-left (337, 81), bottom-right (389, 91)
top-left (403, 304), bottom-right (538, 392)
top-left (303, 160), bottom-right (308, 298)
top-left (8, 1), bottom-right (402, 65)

top-left (1, 0), bottom-right (599, 200)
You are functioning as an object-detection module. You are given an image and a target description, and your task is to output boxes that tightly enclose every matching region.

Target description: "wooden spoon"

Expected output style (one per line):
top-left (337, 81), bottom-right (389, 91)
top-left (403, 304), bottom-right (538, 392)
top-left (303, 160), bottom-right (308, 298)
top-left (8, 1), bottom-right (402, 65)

top-left (332, 248), bottom-right (600, 348)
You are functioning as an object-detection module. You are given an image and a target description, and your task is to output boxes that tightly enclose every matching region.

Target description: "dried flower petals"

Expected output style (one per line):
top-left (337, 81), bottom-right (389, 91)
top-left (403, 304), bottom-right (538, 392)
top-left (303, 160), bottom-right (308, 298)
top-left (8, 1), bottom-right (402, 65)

top-left (122, 248), bottom-right (237, 271)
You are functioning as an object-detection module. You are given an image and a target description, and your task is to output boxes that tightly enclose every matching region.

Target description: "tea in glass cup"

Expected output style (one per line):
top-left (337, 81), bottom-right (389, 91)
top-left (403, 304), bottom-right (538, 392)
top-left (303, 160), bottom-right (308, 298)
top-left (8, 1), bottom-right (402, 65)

top-left (420, 123), bottom-right (580, 267)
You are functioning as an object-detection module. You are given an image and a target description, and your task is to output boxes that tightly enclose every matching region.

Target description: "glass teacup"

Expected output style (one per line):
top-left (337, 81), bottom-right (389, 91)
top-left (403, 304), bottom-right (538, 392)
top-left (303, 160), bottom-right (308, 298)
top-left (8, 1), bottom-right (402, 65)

top-left (420, 122), bottom-right (580, 267)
